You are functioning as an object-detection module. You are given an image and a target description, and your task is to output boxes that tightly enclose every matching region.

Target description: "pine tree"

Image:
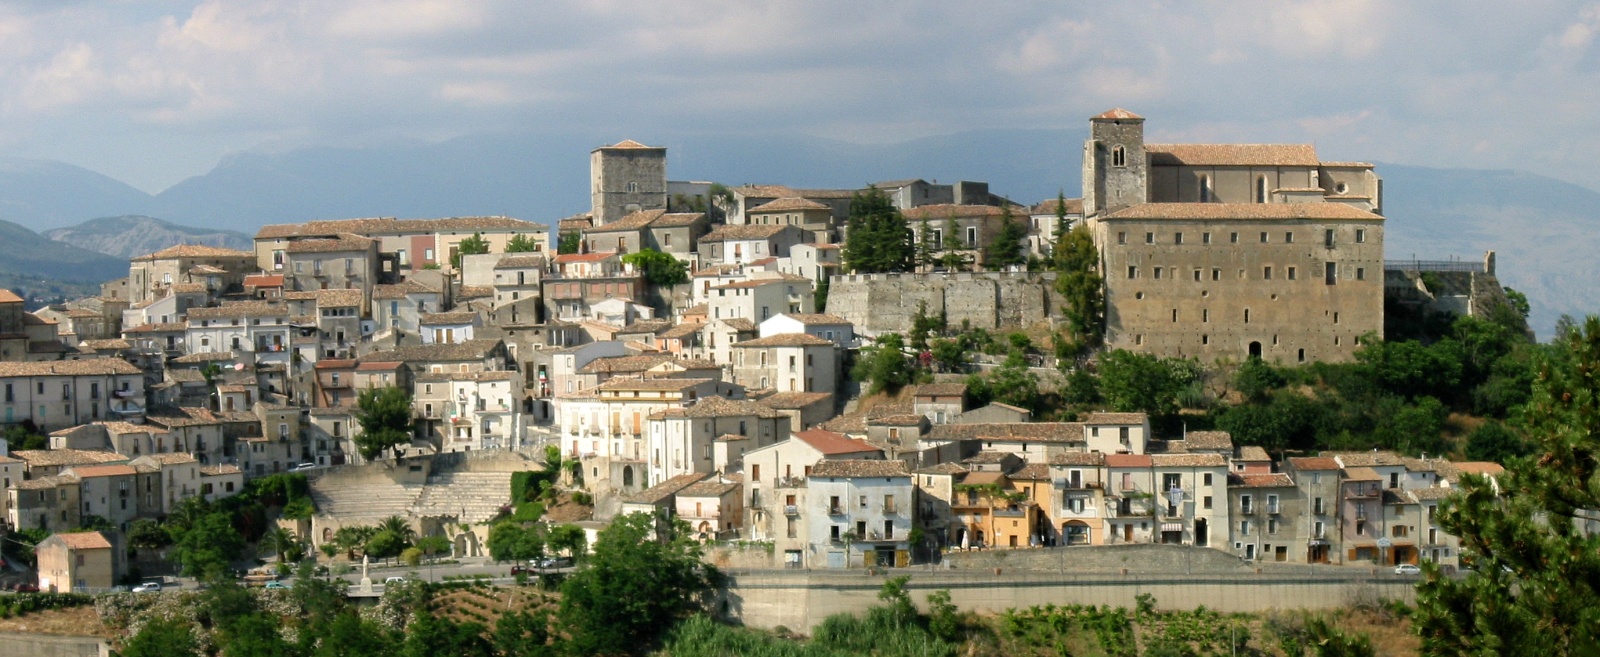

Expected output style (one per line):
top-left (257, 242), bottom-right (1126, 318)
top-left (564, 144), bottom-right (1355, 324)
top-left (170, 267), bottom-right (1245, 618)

top-left (1053, 223), bottom-right (1105, 352)
top-left (843, 187), bottom-right (913, 273)
top-left (1413, 316), bottom-right (1600, 655)
top-left (983, 205), bottom-right (1027, 270)
top-left (915, 220), bottom-right (937, 272)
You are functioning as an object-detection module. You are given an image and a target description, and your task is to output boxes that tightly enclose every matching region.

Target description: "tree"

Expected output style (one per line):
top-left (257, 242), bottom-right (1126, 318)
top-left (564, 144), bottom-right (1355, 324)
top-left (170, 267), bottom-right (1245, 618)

top-left (354, 386), bottom-right (413, 461)
top-left (852, 333), bottom-right (916, 395)
top-left (1414, 316), bottom-right (1600, 654)
top-left (505, 233), bottom-right (542, 253)
top-left (264, 527), bottom-right (301, 564)
top-left (842, 187), bottom-right (914, 273)
top-left (983, 205), bottom-right (1027, 270)
top-left (452, 232), bottom-right (490, 268)
top-left (1465, 420), bottom-right (1533, 463)
top-left (547, 523), bottom-right (588, 561)
top-left (415, 535), bottom-right (451, 561)
top-left (2, 422), bottom-right (47, 451)
top-left (311, 612), bottom-right (393, 657)
top-left (1098, 350), bottom-right (1199, 420)
top-left (915, 220), bottom-right (937, 271)
top-left (622, 248), bottom-right (689, 286)
top-left (365, 530), bottom-right (406, 561)
top-left (127, 518), bottom-right (172, 550)
top-left (172, 511), bottom-right (244, 579)
top-left (221, 613), bottom-right (296, 657)
top-left (967, 350), bottom-right (1040, 412)
top-left (1053, 223), bottom-right (1105, 352)
top-left (120, 618), bottom-right (201, 657)
top-left (401, 611), bottom-right (494, 657)
top-left (559, 513), bottom-right (716, 656)
top-left (494, 609), bottom-right (557, 657)
top-left (557, 232), bottom-right (581, 255)
top-left (1051, 191), bottom-right (1070, 249)
top-left (1235, 357), bottom-right (1287, 403)
top-left (814, 274), bottom-right (830, 312)
top-left (487, 521), bottom-right (545, 563)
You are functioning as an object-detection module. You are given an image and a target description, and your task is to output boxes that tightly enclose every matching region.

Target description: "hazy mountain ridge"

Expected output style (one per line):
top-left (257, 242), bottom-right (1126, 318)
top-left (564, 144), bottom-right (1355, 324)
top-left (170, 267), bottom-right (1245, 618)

top-left (0, 131), bottom-right (1594, 336)
top-left (0, 217), bottom-right (128, 286)
top-left (43, 215), bottom-right (253, 259)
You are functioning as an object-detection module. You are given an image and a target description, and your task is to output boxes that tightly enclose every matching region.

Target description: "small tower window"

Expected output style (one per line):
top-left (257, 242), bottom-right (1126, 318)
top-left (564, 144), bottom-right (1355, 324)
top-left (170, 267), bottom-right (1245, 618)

top-left (1257, 176), bottom-right (1269, 203)
top-left (626, 182), bottom-right (639, 193)
top-left (1200, 175), bottom-right (1213, 202)
top-left (1112, 146), bottom-right (1127, 168)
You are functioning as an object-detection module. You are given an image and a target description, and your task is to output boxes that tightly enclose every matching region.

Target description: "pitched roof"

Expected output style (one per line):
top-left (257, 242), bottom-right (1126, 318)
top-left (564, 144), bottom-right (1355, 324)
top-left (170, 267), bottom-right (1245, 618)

top-left (1408, 487), bottom-right (1459, 502)
top-left (1032, 197), bottom-right (1084, 215)
top-left (13, 449), bottom-right (126, 467)
top-left (1288, 457), bottom-right (1341, 471)
top-left (1330, 451), bottom-right (1407, 468)
top-left (49, 531), bottom-right (113, 550)
top-left (733, 334), bottom-right (834, 348)
top-left (1181, 431), bottom-right (1232, 451)
top-left (1102, 203), bottom-right (1383, 222)
top-left (1105, 454), bottom-right (1153, 468)
top-left (1342, 466), bottom-right (1382, 481)
top-left (0, 289), bottom-right (22, 303)
top-left (596, 377), bottom-right (710, 392)
top-left (256, 216), bottom-right (543, 240)
top-left (1230, 473), bottom-right (1295, 488)
top-left (578, 353), bottom-right (673, 374)
top-left (588, 209), bottom-right (667, 232)
top-left (902, 204), bottom-right (1011, 221)
top-left (1012, 463), bottom-right (1051, 480)
top-left (774, 313), bottom-right (851, 326)
top-left (69, 464), bottom-right (138, 478)
top-left (809, 459), bottom-right (909, 478)
top-left (361, 339), bottom-right (502, 364)
top-left (917, 462), bottom-right (969, 475)
top-left (187, 302), bottom-right (288, 320)
top-left (926, 422), bottom-right (1085, 444)
top-left (1083, 412), bottom-right (1147, 425)
top-left (1152, 453), bottom-right (1227, 467)
top-left (793, 429), bottom-right (877, 455)
top-left (678, 480), bottom-right (741, 498)
top-left (553, 251), bottom-right (618, 264)
top-left (1051, 452), bottom-right (1106, 466)
top-left (597, 139), bottom-right (659, 150)
top-left (1236, 446), bottom-right (1272, 461)
top-left (284, 234), bottom-right (376, 253)
top-left (914, 383), bottom-right (967, 397)
top-left (494, 254), bottom-right (547, 269)
top-left (759, 391), bottom-right (833, 409)
top-left (0, 360), bottom-right (141, 377)
top-left (1146, 143), bottom-right (1318, 167)
top-left (680, 396), bottom-right (783, 419)
top-left (750, 197), bottom-right (831, 213)
top-left (132, 244), bottom-right (255, 261)
top-left (698, 224), bottom-right (793, 242)
top-left (1093, 108), bottom-right (1143, 120)
top-left (420, 312), bottom-right (479, 325)
top-left (373, 280), bottom-right (438, 299)
top-left (200, 464), bottom-right (243, 476)
top-left (625, 472), bottom-right (707, 504)
top-left (243, 274), bottom-right (284, 287)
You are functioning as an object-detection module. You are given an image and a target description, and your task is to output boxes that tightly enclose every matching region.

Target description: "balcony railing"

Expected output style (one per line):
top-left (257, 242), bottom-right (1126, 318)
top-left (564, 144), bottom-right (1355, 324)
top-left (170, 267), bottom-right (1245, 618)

top-left (784, 505), bottom-right (799, 516)
top-left (828, 506), bottom-right (845, 516)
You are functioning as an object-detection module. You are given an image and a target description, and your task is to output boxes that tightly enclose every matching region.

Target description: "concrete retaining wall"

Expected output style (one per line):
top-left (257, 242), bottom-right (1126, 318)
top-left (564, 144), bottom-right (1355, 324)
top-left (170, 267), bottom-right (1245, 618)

top-left (0, 632), bottom-right (109, 657)
top-left (722, 570), bottom-right (1416, 631)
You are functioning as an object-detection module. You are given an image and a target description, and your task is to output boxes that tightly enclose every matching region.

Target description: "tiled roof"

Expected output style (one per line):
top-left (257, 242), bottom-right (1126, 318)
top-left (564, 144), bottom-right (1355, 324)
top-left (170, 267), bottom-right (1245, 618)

top-left (0, 289), bottom-right (21, 303)
top-left (926, 422), bottom-right (1085, 444)
top-left (553, 251), bottom-right (618, 264)
top-left (963, 451), bottom-right (1016, 465)
top-left (361, 339), bottom-right (502, 364)
top-left (596, 377), bottom-right (709, 392)
top-left (69, 464), bottom-right (138, 478)
top-left (285, 234), bottom-right (376, 253)
top-left (243, 274), bottom-right (284, 287)
top-left (775, 313), bottom-right (850, 326)
top-left (809, 459), bottom-right (909, 478)
top-left (373, 280), bottom-right (437, 299)
top-left (458, 286), bottom-right (494, 299)
top-left (0, 360), bottom-right (141, 377)
top-left (138, 453), bottom-right (199, 465)
top-left (1230, 473), bottom-right (1294, 488)
top-left (914, 383), bottom-right (967, 397)
top-left (15, 475), bottom-right (74, 490)
top-left (579, 353), bottom-right (674, 374)
top-left (1287, 456), bottom-right (1341, 471)
top-left (681, 396), bottom-right (783, 419)
top-left (170, 283), bottom-right (207, 294)
top-left (1408, 487), bottom-right (1459, 502)
top-left (1051, 452), bottom-right (1106, 466)
top-left (1342, 466), bottom-right (1382, 481)
top-left (1102, 203), bottom-right (1382, 222)
top-left (869, 414), bottom-right (924, 427)
top-left (652, 213), bottom-right (705, 227)
top-left (625, 472), bottom-right (707, 504)
top-left (1451, 462), bottom-right (1505, 476)
top-left (902, 204), bottom-right (1011, 220)
top-left (311, 289), bottom-right (363, 307)
top-left (658, 322), bottom-right (705, 339)
top-left (917, 462), bottom-right (969, 475)
top-left (793, 429), bottom-right (876, 455)
top-left (959, 471), bottom-right (1006, 486)
top-left (200, 464), bottom-right (243, 476)
top-left (1146, 143), bottom-right (1318, 167)
top-left (698, 224), bottom-right (793, 242)
top-left (188, 302), bottom-right (288, 320)
top-left (1012, 463), bottom-right (1051, 480)
top-left (420, 312), bottom-right (479, 325)
top-left (716, 318), bottom-right (758, 332)
top-left (1181, 431), bottom-right (1232, 451)
top-left (172, 351), bottom-right (237, 364)
top-left (733, 334), bottom-right (833, 348)
top-left (132, 245), bottom-right (254, 261)
top-left (1152, 453), bottom-right (1227, 467)
top-left (257, 216), bottom-right (543, 240)
top-left (1092, 108), bottom-right (1143, 120)
top-left (13, 449), bottom-right (126, 467)
top-left (1105, 454), bottom-right (1153, 468)
top-left (1330, 451), bottom-right (1407, 468)
top-left (1083, 412), bottom-right (1148, 425)
top-left (1032, 197), bottom-right (1084, 215)
top-left (750, 197), bottom-right (831, 213)
top-left (588, 209), bottom-right (667, 232)
top-left (125, 322), bottom-right (188, 333)
top-left (678, 480), bottom-right (741, 498)
top-left (78, 339), bottom-right (130, 351)
top-left (50, 532), bottom-right (113, 550)
top-left (759, 391), bottom-right (832, 409)
top-left (494, 254), bottom-right (547, 269)
top-left (1236, 445), bottom-right (1272, 461)
top-left (597, 139), bottom-right (659, 150)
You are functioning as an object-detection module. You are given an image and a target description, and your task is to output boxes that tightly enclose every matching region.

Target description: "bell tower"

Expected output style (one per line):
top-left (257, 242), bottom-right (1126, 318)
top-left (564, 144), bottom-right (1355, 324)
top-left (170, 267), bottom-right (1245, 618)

top-left (1083, 108), bottom-right (1147, 217)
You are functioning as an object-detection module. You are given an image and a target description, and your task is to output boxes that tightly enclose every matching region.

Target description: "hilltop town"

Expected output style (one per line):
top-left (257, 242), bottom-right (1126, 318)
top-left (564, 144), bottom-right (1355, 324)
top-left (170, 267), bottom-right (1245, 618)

top-left (0, 109), bottom-right (1529, 598)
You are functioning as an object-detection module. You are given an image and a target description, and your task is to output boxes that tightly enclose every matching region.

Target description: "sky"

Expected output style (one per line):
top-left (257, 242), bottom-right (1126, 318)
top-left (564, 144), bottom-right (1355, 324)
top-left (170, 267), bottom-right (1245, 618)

top-left (2, 1), bottom-right (1600, 194)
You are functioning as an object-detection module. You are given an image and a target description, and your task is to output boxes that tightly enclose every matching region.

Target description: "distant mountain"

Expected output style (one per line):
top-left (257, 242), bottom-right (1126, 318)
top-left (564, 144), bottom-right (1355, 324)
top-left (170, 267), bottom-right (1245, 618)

top-left (44, 215), bottom-right (252, 259)
top-left (0, 217), bottom-right (127, 296)
top-left (0, 130), bottom-right (1595, 335)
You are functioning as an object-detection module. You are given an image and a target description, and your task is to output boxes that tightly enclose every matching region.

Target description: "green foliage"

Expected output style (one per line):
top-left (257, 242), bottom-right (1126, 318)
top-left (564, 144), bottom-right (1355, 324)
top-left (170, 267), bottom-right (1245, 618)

top-left (2, 421), bottom-right (47, 451)
top-left (852, 333), bottom-right (916, 395)
top-left (1371, 395), bottom-right (1448, 455)
top-left (452, 232), bottom-right (490, 269)
top-left (0, 592), bottom-right (91, 619)
top-left (559, 513), bottom-right (717, 656)
top-left (1098, 350), bottom-right (1200, 421)
top-left (1414, 316), bottom-right (1600, 654)
top-left (415, 535), bottom-right (451, 558)
top-left (487, 521), bottom-right (545, 562)
top-left (914, 219), bottom-right (937, 270)
top-left (557, 232), bottom-right (581, 255)
top-left (400, 610), bottom-right (494, 657)
top-left (1235, 356), bottom-right (1287, 402)
top-left (505, 233), bottom-right (542, 253)
top-left (311, 612), bottom-right (394, 657)
top-left (1052, 223), bottom-right (1105, 351)
top-left (926, 589), bottom-right (960, 642)
top-left (127, 518), bottom-right (171, 550)
top-left (548, 523), bottom-right (588, 560)
top-left (965, 350), bottom-right (1040, 413)
top-left (982, 205), bottom-right (1027, 270)
top-left (622, 248), bottom-right (689, 286)
top-left (494, 608), bottom-right (557, 657)
top-left (1465, 420), bottom-right (1533, 463)
top-left (842, 187), bottom-right (914, 273)
top-left (172, 511), bottom-right (244, 580)
top-left (400, 547), bottom-right (423, 567)
top-left (354, 385), bottom-right (414, 461)
top-left (121, 617), bottom-right (201, 657)
top-left (220, 612), bottom-right (296, 657)
top-left (813, 274), bottom-right (830, 313)
top-left (280, 497), bottom-right (314, 521)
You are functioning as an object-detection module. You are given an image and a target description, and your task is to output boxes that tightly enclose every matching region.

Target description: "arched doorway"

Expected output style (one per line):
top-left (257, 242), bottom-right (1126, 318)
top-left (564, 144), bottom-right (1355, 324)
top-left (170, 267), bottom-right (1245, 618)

top-left (1248, 341), bottom-right (1263, 358)
top-left (697, 521), bottom-right (712, 541)
top-left (1062, 521), bottom-right (1091, 546)
top-left (454, 531), bottom-right (481, 558)
top-left (622, 466), bottom-right (635, 488)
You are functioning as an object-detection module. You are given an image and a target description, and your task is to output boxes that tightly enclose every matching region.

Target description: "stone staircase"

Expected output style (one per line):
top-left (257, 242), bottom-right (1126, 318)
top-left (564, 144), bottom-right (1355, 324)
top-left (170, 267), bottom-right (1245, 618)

top-left (308, 478), bottom-right (424, 523)
top-left (413, 471), bottom-right (515, 523)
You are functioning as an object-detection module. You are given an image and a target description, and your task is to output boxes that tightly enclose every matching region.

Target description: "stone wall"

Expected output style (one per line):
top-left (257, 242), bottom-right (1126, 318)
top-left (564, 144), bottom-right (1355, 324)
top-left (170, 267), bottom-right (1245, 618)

top-left (827, 272), bottom-right (1063, 337)
top-left (0, 632), bottom-right (109, 657)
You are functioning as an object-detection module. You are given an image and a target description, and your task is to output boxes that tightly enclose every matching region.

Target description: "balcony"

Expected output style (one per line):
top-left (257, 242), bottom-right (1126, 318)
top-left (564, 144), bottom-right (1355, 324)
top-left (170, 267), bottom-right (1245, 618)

top-left (994, 507), bottom-right (1027, 518)
top-left (882, 504), bottom-right (898, 515)
top-left (776, 476), bottom-right (806, 488)
top-left (784, 505), bottom-right (799, 516)
top-left (1346, 486), bottom-right (1381, 499)
top-left (828, 506), bottom-right (845, 517)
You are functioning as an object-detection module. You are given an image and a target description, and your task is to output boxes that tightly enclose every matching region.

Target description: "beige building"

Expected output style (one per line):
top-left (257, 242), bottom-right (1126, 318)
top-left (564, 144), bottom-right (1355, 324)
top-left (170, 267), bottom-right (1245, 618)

top-left (127, 245), bottom-right (257, 306)
top-left (1082, 108), bottom-right (1384, 364)
top-left (0, 360), bottom-right (146, 430)
top-left (37, 531), bottom-right (117, 592)
top-left (256, 216), bottom-right (549, 279)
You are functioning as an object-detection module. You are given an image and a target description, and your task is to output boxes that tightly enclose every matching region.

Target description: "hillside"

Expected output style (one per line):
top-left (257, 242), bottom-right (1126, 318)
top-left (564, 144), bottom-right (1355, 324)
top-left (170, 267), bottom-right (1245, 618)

top-left (44, 215), bottom-right (252, 259)
top-left (0, 218), bottom-right (126, 284)
top-left (0, 157), bottom-right (153, 230)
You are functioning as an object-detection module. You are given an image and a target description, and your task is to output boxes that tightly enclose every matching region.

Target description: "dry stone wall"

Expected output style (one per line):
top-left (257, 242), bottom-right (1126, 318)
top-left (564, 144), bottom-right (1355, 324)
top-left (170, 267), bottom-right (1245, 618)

top-left (828, 272), bottom-right (1063, 337)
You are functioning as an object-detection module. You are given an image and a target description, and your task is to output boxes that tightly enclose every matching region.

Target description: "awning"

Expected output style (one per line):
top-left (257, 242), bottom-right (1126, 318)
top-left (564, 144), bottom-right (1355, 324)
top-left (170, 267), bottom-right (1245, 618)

top-left (1160, 523), bottom-right (1183, 533)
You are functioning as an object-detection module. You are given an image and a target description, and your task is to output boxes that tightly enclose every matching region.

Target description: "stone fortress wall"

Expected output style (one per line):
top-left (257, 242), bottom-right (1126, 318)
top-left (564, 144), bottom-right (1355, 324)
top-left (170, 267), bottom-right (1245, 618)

top-left (826, 272), bottom-right (1065, 337)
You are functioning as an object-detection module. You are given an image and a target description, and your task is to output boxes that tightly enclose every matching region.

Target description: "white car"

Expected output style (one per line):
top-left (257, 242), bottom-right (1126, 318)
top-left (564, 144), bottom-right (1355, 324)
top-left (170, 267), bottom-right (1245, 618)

top-left (384, 576), bottom-right (407, 585)
top-left (1394, 563), bottom-right (1422, 576)
top-left (132, 582), bottom-right (162, 593)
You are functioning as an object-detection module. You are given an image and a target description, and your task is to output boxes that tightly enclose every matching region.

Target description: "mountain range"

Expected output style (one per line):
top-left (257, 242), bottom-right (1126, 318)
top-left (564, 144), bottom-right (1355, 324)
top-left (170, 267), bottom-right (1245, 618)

top-left (4, 130), bottom-right (1598, 337)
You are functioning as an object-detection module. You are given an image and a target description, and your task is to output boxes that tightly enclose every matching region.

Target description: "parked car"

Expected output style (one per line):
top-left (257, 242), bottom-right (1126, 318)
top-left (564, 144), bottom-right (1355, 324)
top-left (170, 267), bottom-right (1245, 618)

top-left (1394, 563), bottom-right (1422, 576)
top-left (132, 582), bottom-right (162, 593)
top-left (265, 581), bottom-right (290, 589)
top-left (11, 582), bottom-right (38, 593)
top-left (384, 576), bottom-right (407, 585)
top-left (290, 463), bottom-right (320, 472)
top-left (537, 557), bottom-right (573, 569)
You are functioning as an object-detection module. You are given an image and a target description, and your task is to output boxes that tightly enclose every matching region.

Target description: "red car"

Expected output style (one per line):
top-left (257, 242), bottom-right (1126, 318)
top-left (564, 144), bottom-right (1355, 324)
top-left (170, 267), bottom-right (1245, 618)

top-left (12, 582), bottom-right (38, 592)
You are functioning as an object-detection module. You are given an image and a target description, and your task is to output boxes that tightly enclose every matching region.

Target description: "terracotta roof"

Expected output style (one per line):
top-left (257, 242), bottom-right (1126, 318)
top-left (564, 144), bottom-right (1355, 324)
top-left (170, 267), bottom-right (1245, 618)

top-left (1230, 473), bottom-right (1294, 488)
top-left (1236, 446), bottom-right (1272, 461)
top-left (759, 391), bottom-right (832, 409)
top-left (716, 318), bottom-right (758, 332)
top-left (1083, 412), bottom-right (1147, 425)
top-left (963, 451), bottom-right (1016, 465)
top-left (1181, 431), bottom-right (1232, 451)
top-left (243, 275), bottom-right (284, 287)
top-left (902, 204), bottom-right (1011, 220)
top-left (132, 244), bottom-right (254, 261)
top-left (421, 312), bottom-right (478, 325)
top-left (494, 254), bottom-right (547, 269)
top-left (1287, 457), bottom-right (1341, 471)
top-left (917, 462), bottom-right (969, 475)
top-left (257, 216), bottom-right (542, 240)
top-left (680, 396), bottom-right (783, 419)
top-left (927, 422), bottom-right (1085, 444)
top-left (793, 429), bottom-right (877, 455)
top-left (1146, 143), bottom-right (1317, 167)
top-left (1408, 487), bottom-right (1458, 502)
top-left (714, 433), bottom-right (749, 442)
top-left (200, 464), bottom-right (243, 476)
top-left (137, 453), bottom-right (199, 465)
top-left (1012, 463), bottom-right (1051, 480)
top-left (1330, 451), bottom-right (1407, 468)
top-left (78, 339), bottom-right (130, 351)
top-left (1051, 452), bottom-right (1106, 466)
top-left (285, 234), bottom-right (376, 253)
top-left (172, 351), bottom-right (237, 364)
top-left (1451, 462), bottom-right (1505, 476)
top-left (1101, 203), bottom-right (1382, 222)
top-left (553, 251), bottom-right (618, 264)
top-left (733, 334), bottom-right (833, 348)
top-left (69, 464), bottom-right (138, 478)
top-left (0, 360), bottom-right (141, 377)
top-left (311, 289), bottom-right (363, 307)
top-left (912, 383), bottom-right (967, 398)
top-left (1342, 466), bottom-right (1382, 481)
top-left (698, 224), bottom-right (793, 242)
top-left (960, 470), bottom-right (1007, 486)
top-left (188, 302), bottom-right (287, 320)
top-left (50, 531), bottom-right (113, 550)
top-left (1152, 453), bottom-right (1227, 467)
top-left (13, 449), bottom-right (126, 467)
top-left (361, 339), bottom-right (502, 364)
top-left (774, 313), bottom-right (850, 326)
top-left (1105, 454), bottom-right (1153, 468)
top-left (809, 459), bottom-right (909, 478)
top-left (15, 475), bottom-right (74, 490)
top-left (597, 139), bottom-right (659, 150)
top-left (588, 209), bottom-right (667, 232)
top-left (679, 480), bottom-right (741, 498)
top-left (373, 280), bottom-right (437, 299)
top-left (124, 322), bottom-right (187, 333)
top-left (750, 197), bottom-right (831, 213)
top-left (652, 213), bottom-right (705, 227)
top-left (0, 289), bottom-right (21, 303)
top-left (1032, 197), bottom-right (1084, 215)
top-left (458, 286), bottom-right (494, 299)
top-left (658, 322), bottom-right (705, 339)
top-left (1093, 108), bottom-right (1143, 120)
top-left (625, 472), bottom-right (707, 504)
top-left (596, 377), bottom-right (709, 392)
top-left (579, 353), bottom-right (673, 374)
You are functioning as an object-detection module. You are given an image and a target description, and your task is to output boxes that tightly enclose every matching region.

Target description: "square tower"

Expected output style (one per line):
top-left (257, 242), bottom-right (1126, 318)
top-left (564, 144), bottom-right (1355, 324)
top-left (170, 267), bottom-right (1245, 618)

top-left (1082, 108), bottom-right (1148, 217)
top-left (590, 140), bottom-right (668, 227)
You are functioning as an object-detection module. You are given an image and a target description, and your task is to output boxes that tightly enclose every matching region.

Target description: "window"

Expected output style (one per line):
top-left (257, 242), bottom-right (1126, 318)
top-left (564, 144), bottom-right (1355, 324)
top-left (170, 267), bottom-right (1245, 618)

top-left (1174, 233), bottom-right (1184, 245)
top-left (1240, 520), bottom-right (1251, 535)
top-left (1325, 262), bottom-right (1337, 285)
top-left (1284, 231), bottom-right (1294, 244)
top-left (1334, 312), bottom-right (1340, 324)
top-left (1244, 308), bottom-right (1251, 323)
top-left (1116, 231), bottom-right (1126, 244)
top-left (1144, 232), bottom-right (1155, 244)
top-left (1203, 232), bottom-right (1211, 244)
top-left (1263, 266), bottom-right (1272, 280)
top-left (1288, 266), bottom-right (1297, 280)
top-left (1111, 145), bottom-right (1126, 167)
top-left (1203, 473), bottom-right (1212, 486)
top-left (1325, 229), bottom-right (1336, 248)
top-left (1193, 269), bottom-right (1201, 282)
top-left (1267, 518), bottom-right (1278, 534)
top-left (1256, 175), bottom-right (1268, 203)
top-left (1171, 309), bottom-right (1178, 323)
top-left (966, 227), bottom-right (977, 247)
top-left (1259, 232), bottom-right (1268, 243)
top-left (1153, 267), bottom-right (1163, 280)
top-left (1203, 495), bottom-right (1212, 509)
top-left (1356, 267), bottom-right (1366, 281)
top-left (1229, 232), bottom-right (1239, 244)
top-left (1241, 494), bottom-right (1253, 514)
top-left (1211, 268), bottom-right (1221, 281)
top-left (1313, 497), bottom-right (1325, 515)
top-left (1355, 229), bottom-right (1366, 243)
top-left (1127, 266), bottom-right (1137, 279)
top-left (1199, 175), bottom-right (1212, 202)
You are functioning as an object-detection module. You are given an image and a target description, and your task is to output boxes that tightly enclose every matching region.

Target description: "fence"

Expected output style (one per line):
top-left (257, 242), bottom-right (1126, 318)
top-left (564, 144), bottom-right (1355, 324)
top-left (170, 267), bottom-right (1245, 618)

top-left (1384, 259), bottom-right (1484, 273)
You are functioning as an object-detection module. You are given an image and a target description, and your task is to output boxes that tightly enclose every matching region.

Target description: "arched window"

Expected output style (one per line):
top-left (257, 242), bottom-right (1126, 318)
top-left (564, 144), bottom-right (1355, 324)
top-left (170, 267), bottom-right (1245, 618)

top-left (1111, 146), bottom-right (1126, 167)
